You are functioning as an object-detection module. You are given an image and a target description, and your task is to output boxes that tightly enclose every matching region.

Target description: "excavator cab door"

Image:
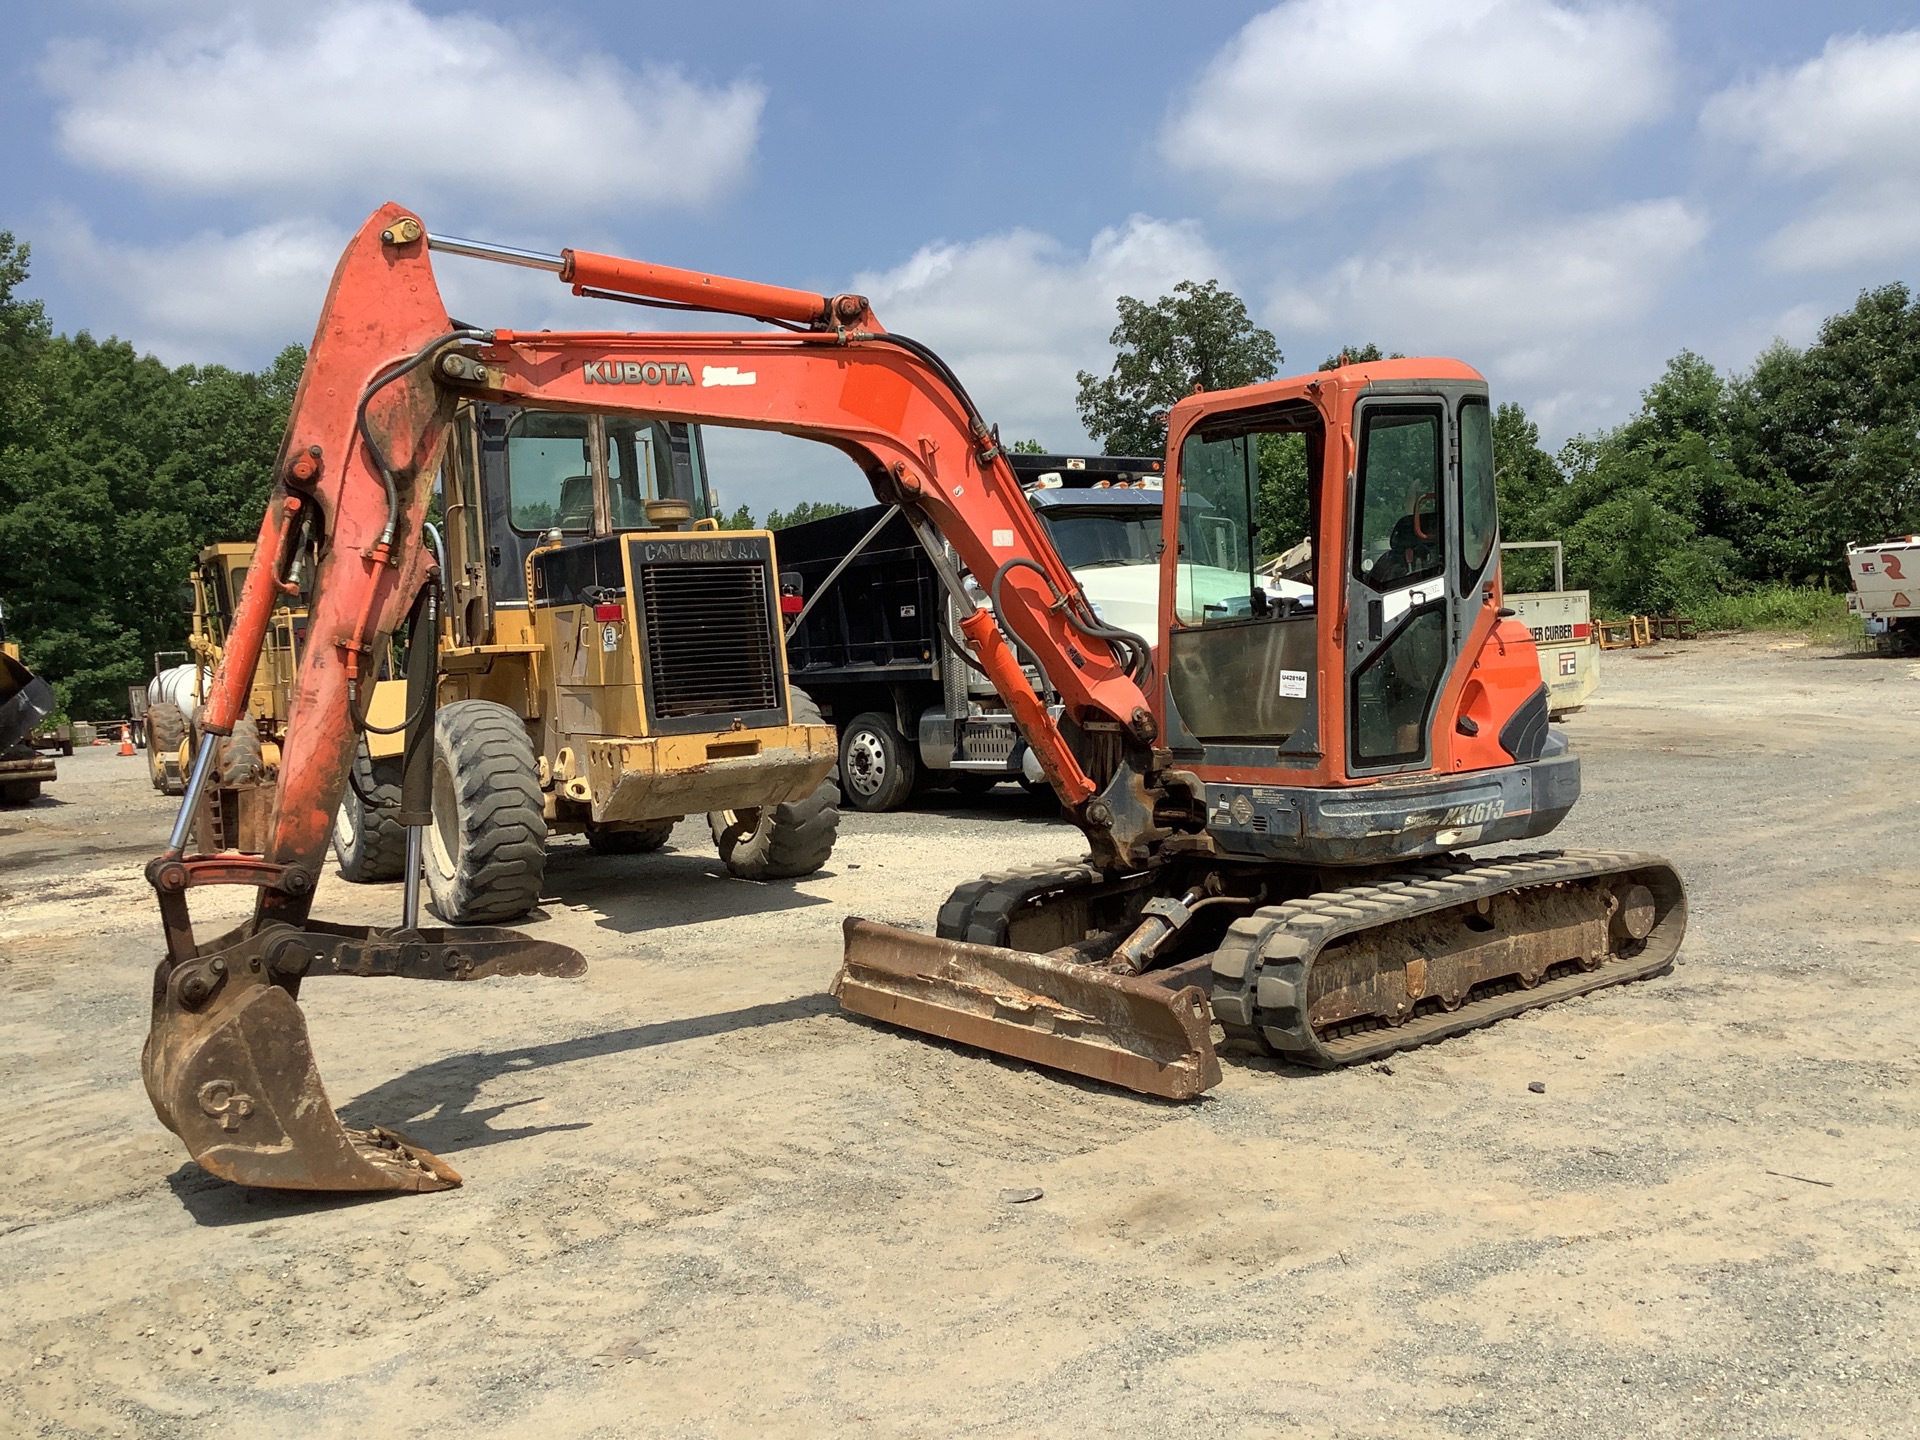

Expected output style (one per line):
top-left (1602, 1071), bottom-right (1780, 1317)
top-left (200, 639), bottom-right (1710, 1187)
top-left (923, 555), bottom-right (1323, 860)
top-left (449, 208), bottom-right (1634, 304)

top-left (1340, 386), bottom-right (1499, 778)
top-left (1342, 398), bottom-right (1456, 775)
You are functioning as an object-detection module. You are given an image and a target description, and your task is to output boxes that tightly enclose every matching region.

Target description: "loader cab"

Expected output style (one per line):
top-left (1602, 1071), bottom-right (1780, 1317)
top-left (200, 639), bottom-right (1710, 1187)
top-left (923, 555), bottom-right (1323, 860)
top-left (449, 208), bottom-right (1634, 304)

top-left (443, 402), bottom-right (714, 643)
top-left (1159, 362), bottom-right (1516, 795)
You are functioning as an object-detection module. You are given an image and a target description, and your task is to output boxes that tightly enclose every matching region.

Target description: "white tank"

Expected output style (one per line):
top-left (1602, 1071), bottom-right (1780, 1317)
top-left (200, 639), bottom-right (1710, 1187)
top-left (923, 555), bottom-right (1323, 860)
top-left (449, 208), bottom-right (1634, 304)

top-left (148, 664), bottom-right (205, 718)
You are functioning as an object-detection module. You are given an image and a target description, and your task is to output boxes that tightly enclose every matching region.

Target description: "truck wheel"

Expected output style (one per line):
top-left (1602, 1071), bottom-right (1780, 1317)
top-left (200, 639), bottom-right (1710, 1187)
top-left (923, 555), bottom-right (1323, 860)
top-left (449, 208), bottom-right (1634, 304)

top-left (425, 700), bottom-right (547, 924)
top-left (586, 820), bottom-right (675, 854)
top-left (220, 715), bottom-right (266, 787)
top-left (838, 710), bottom-right (916, 812)
top-left (147, 702), bottom-right (187, 794)
top-left (332, 748), bottom-right (407, 883)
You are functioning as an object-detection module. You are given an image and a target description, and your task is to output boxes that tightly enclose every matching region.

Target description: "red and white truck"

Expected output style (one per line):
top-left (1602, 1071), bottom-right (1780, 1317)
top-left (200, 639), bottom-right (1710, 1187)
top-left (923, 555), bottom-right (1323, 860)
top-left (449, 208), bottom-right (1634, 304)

top-left (1846, 536), bottom-right (1920, 653)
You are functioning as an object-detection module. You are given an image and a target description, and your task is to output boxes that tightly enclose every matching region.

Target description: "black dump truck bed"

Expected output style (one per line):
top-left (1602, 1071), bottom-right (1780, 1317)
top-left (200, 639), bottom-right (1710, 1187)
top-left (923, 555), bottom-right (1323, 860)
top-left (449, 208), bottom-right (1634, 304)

top-left (771, 453), bottom-right (1162, 812)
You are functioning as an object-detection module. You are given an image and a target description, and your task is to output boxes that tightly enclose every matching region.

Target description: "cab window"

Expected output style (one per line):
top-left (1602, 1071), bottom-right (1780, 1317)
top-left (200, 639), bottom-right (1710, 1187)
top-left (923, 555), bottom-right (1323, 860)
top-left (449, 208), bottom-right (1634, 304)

top-left (506, 413), bottom-right (594, 534)
top-left (606, 419), bottom-right (713, 527)
top-left (1352, 406), bottom-right (1443, 589)
top-left (1459, 398), bottom-right (1497, 582)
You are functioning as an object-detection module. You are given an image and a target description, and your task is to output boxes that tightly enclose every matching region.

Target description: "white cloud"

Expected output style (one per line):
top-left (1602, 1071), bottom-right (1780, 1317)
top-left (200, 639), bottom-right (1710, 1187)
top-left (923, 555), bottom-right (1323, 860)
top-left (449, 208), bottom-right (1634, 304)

top-left (43, 213), bottom-right (348, 367)
top-left (1272, 200), bottom-right (1708, 434)
top-left (42, 0), bottom-right (763, 219)
top-left (44, 210), bottom-right (682, 366)
top-left (1161, 0), bottom-right (1672, 200)
top-left (1702, 30), bottom-right (1920, 271)
top-left (855, 217), bottom-right (1229, 449)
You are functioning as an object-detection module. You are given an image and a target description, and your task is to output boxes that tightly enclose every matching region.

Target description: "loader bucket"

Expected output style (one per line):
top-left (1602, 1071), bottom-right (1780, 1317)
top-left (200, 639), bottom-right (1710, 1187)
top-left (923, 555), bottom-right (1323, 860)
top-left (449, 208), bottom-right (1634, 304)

top-left (144, 923), bottom-right (587, 1193)
top-left (833, 917), bottom-right (1222, 1100)
top-left (0, 651), bottom-right (54, 755)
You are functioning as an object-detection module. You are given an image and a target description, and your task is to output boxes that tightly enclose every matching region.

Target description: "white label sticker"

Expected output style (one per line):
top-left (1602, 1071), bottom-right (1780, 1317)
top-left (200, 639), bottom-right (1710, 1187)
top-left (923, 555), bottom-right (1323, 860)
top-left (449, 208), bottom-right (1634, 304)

top-left (602, 623), bottom-right (620, 652)
top-left (992, 529), bottom-right (1015, 548)
top-left (700, 366), bottom-right (757, 387)
top-left (1277, 669), bottom-right (1308, 698)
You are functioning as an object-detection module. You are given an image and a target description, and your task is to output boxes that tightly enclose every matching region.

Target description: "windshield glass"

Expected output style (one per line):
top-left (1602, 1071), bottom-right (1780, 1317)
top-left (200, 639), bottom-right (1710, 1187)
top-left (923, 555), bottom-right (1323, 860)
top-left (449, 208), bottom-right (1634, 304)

top-left (506, 412), bottom-right (593, 534)
top-left (607, 419), bottom-right (713, 527)
top-left (1035, 510), bottom-right (1160, 568)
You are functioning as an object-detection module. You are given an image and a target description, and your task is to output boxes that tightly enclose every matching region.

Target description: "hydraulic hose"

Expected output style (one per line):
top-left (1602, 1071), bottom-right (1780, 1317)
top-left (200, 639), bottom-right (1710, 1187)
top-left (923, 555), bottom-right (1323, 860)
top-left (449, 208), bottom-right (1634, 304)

top-left (988, 556), bottom-right (1155, 689)
top-left (354, 328), bottom-right (493, 548)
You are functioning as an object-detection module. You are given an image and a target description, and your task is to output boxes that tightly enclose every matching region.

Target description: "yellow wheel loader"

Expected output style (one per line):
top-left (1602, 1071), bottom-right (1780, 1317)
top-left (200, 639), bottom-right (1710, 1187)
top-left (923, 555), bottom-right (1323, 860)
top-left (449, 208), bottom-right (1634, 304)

top-left (331, 401), bottom-right (840, 923)
top-left (0, 598), bottom-right (58, 805)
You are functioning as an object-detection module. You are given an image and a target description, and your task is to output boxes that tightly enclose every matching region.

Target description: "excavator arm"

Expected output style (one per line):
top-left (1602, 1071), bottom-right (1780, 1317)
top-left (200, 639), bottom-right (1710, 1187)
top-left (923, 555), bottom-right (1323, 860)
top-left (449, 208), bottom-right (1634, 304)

top-left (142, 204), bottom-right (1205, 1195)
top-left (439, 325), bottom-right (1170, 851)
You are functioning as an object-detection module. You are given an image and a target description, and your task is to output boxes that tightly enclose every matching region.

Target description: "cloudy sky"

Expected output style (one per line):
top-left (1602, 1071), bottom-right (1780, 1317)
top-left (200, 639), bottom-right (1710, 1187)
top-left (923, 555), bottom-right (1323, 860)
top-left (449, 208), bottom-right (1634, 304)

top-left (5, 0), bottom-right (1918, 514)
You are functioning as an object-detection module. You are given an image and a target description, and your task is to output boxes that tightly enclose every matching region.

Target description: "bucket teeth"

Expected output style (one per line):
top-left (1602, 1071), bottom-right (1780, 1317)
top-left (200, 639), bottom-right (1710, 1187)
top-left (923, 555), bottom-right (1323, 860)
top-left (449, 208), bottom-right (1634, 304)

top-left (833, 917), bottom-right (1221, 1100)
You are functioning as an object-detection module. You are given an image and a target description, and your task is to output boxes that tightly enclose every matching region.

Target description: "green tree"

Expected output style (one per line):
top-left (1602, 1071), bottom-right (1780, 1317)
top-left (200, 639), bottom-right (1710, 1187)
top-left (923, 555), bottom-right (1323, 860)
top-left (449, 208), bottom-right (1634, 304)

top-left (1008, 438), bottom-right (1048, 454)
top-left (1319, 343), bottom-right (1401, 370)
top-left (0, 236), bottom-right (304, 713)
top-left (717, 504), bottom-right (756, 530)
top-left (765, 500), bottom-right (854, 529)
top-left (1730, 284), bottom-right (1920, 578)
top-left (0, 233), bottom-right (50, 456)
top-left (1075, 280), bottom-right (1281, 455)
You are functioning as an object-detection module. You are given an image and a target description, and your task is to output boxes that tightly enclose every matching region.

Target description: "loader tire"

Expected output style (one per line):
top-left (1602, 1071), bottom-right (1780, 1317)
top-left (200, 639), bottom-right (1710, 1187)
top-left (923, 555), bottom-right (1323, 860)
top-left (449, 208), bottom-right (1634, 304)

top-left (425, 700), bottom-right (547, 925)
top-left (586, 820), bottom-right (676, 854)
top-left (709, 778), bottom-right (840, 880)
top-left (220, 715), bottom-right (266, 787)
top-left (147, 702), bottom-right (186, 794)
top-left (709, 686), bottom-right (840, 880)
top-left (838, 710), bottom-right (916, 812)
top-left (332, 748), bottom-right (407, 883)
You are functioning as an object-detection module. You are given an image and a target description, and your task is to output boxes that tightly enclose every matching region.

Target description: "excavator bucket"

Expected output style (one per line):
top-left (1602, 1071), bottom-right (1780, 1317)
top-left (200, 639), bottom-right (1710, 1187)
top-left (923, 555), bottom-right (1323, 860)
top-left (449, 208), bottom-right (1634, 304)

top-left (144, 922), bottom-right (586, 1192)
top-left (0, 649), bottom-right (54, 754)
top-left (833, 917), bottom-right (1222, 1099)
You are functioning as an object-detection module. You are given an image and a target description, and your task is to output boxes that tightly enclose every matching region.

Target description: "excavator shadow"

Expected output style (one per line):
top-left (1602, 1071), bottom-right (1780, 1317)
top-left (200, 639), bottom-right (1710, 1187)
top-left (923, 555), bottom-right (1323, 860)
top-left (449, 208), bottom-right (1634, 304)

top-left (334, 993), bottom-right (837, 1151)
top-left (544, 846), bottom-right (836, 935)
top-left (163, 994), bottom-right (835, 1224)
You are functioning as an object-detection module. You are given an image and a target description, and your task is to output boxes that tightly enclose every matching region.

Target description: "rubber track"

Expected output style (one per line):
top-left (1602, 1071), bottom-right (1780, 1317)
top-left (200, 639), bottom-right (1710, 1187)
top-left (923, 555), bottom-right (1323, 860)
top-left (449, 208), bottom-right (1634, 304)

top-left (1207, 849), bottom-right (1684, 1068)
top-left (936, 859), bottom-right (1103, 946)
top-left (428, 700), bottom-right (546, 924)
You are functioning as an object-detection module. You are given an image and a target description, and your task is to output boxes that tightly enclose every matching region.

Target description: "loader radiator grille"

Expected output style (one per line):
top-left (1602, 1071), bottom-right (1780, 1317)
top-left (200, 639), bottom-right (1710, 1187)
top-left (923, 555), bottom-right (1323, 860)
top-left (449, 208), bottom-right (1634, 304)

top-left (639, 558), bottom-right (783, 721)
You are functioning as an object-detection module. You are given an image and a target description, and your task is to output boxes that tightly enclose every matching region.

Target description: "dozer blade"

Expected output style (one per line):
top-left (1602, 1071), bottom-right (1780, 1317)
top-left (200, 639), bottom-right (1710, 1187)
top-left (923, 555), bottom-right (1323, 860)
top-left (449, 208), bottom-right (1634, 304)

top-left (833, 917), bottom-right (1221, 1100)
top-left (144, 923), bottom-right (585, 1193)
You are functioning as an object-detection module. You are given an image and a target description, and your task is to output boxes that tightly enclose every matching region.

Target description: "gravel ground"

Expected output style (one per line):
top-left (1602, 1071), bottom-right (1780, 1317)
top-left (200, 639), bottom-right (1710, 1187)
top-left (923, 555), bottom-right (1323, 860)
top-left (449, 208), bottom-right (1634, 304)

top-left (0, 632), bottom-right (1916, 1438)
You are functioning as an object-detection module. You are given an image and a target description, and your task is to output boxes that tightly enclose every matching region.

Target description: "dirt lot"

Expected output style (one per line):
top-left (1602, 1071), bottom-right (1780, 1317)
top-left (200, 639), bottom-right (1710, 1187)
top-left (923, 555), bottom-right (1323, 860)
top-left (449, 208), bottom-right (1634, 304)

top-left (1, 633), bottom-right (1916, 1439)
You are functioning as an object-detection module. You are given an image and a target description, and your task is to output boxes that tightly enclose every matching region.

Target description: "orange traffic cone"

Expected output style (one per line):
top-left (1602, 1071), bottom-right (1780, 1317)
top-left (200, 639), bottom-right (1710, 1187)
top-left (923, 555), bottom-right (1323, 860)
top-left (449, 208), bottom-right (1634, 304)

top-left (119, 725), bottom-right (135, 757)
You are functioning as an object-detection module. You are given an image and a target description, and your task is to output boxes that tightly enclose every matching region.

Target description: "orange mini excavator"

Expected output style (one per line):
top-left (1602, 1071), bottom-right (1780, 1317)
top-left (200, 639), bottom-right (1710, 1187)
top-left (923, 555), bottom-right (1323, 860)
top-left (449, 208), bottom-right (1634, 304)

top-left (143, 205), bottom-right (1685, 1192)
